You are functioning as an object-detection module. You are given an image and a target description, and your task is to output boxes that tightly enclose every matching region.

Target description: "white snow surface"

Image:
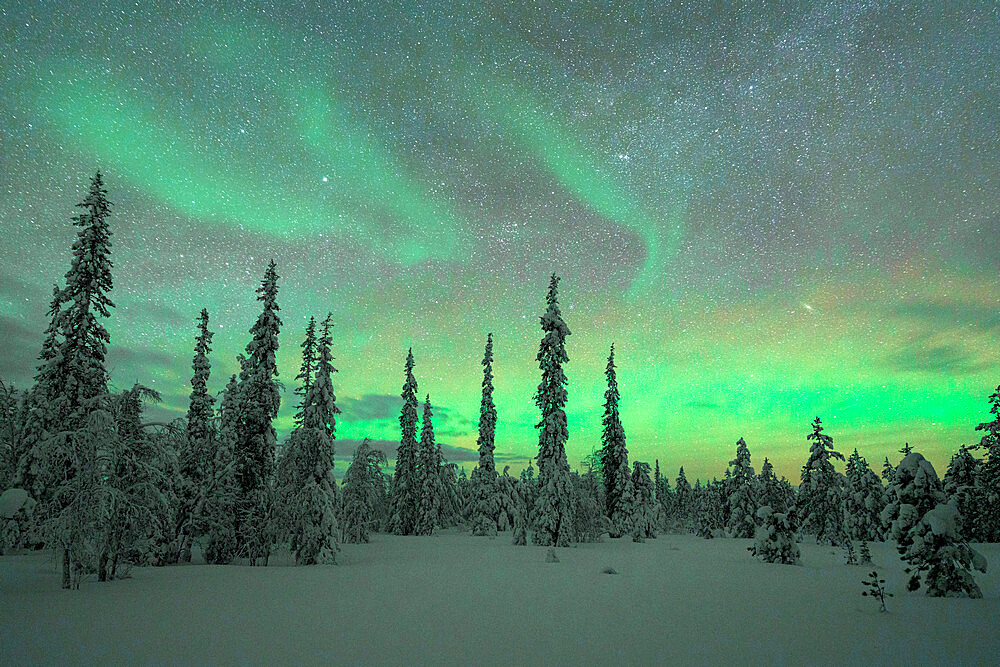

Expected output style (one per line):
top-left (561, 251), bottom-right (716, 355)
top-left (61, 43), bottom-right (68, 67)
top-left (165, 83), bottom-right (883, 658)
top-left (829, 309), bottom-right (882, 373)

top-left (3, 531), bottom-right (999, 665)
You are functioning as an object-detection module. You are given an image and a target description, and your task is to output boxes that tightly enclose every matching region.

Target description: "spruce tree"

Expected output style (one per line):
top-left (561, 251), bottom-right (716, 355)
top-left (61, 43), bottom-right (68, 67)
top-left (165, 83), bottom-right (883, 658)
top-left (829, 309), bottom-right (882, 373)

top-left (749, 506), bottom-right (800, 565)
top-left (842, 449), bottom-right (886, 545)
top-left (29, 172), bottom-right (115, 588)
top-left (726, 438), bottom-right (757, 538)
top-left (674, 467), bottom-right (692, 531)
top-left (232, 260), bottom-right (282, 565)
top-left (974, 386), bottom-right (1000, 541)
top-left (757, 458), bottom-right (785, 512)
top-left (341, 439), bottom-right (388, 544)
top-left (293, 316), bottom-right (318, 427)
top-left (388, 349), bottom-right (420, 535)
top-left (202, 373), bottom-right (240, 564)
top-left (630, 461), bottom-right (657, 540)
top-left (286, 314), bottom-right (340, 564)
top-left (531, 274), bottom-right (576, 546)
top-left (944, 446), bottom-right (982, 541)
top-left (884, 453), bottom-right (986, 596)
top-left (798, 417), bottom-right (845, 545)
top-left (176, 308), bottom-right (215, 562)
top-left (414, 395), bottom-right (443, 535)
top-left (598, 344), bottom-right (633, 538)
top-left (470, 333), bottom-right (500, 536)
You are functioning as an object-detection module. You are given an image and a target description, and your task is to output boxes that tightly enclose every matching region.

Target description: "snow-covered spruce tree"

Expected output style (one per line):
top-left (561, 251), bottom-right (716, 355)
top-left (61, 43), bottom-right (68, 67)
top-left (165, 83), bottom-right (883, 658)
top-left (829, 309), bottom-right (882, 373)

top-left (653, 459), bottom-right (671, 524)
top-left (495, 466), bottom-right (519, 531)
top-left (174, 308), bottom-right (216, 563)
top-left (598, 344), bottom-right (633, 538)
top-left (293, 316), bottom-right (318, 428)
top-left (974, 385), bottom-right (1000, 542)
top-left (881, 452), bottom-right (946, 557)
top-left (944, 446), bottom-right (982, 542)
top-left (437, 459), bottom-right (462, 529)
top-left (674, 467), bottom-right (693, 531)
top-left (231, 260), bottom-right (282, 565)
top-left (726, 438), bottom-right (757, 538)
top-left (756, 458), bottom-right (785, 513)
top-left (881, 456), bottom-right (895, 485)
top-left (340, 439), bottom-right (388, 543)
top-left (95, 385), bottom-right (174, 579)
top-left (749, 505), bottom-right (800, 565)
top-left (27, 172), bottom-right (115, 588)
top-left (899, 500), bottom-right (987, 597)
top-left (387, 349), bottom-right (420, 535)
top-left (797, 417), bottom-right (845, 545)
top-left (414, 395), bottom-right (444, 535)
top-left (531, 274), bottom-right (575, 546)
top-left (519, 460), bottom-right (537, 518)
top-left (274, 317), bottom-right (322, 544)
top-left (631, 461), bottom-right (657, 540)
top-left (842, 449), bottom-right (887, 545)
top-left (201, 373), bottom-right (241, 564)
top-left (573, 469), bottom-right (605, 543)
top-left (285, 314), bottom-right (340, 565)
top-left (470, 333), bottom-right (500, 536)
top-left (12, 285), bottom-right (65, 518)
top-left (695, 479), bottom-right (727, 539)
top-left (0, 380), bottom-right (20, 494)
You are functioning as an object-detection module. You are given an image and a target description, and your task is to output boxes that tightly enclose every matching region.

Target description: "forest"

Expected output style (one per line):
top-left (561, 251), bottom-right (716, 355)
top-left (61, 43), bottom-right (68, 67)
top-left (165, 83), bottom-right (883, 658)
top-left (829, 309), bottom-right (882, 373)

top-left (1, 173), bottom-right (996, 602)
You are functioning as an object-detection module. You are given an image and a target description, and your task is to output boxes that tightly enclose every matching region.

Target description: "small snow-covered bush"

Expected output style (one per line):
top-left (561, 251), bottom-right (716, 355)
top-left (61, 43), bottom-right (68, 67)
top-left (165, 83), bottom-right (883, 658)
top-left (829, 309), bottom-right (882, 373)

top-left (901, 501), bottom-right (987, 598)
top-left (749, 505), bottom-right (800, 565)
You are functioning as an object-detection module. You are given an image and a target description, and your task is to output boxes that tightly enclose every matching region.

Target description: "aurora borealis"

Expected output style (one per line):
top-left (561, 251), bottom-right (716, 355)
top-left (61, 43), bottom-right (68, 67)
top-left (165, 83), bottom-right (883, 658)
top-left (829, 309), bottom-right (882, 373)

top-left (0, 1), bottom-right (997, 482)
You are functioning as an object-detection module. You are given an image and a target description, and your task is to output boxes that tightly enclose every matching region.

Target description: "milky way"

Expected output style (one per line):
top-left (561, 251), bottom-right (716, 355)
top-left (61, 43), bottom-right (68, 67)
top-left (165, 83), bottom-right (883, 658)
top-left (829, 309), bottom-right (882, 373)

top-left (1, 1), bottom-right (997, 480)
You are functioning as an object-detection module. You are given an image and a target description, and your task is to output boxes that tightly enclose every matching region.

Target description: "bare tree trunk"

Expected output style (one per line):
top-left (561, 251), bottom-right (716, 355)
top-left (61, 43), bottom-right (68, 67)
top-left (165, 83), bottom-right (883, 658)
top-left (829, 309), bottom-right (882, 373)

top-left (61, 547), bottom-right (71, 589)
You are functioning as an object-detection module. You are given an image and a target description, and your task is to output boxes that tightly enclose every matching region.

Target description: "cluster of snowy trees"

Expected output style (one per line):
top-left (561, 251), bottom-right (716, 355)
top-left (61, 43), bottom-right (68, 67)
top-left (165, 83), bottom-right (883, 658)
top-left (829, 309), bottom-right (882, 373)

top-left (650, 417), bottom-right (992, 598)
top-left (0, 174), bottom-right (994, 601)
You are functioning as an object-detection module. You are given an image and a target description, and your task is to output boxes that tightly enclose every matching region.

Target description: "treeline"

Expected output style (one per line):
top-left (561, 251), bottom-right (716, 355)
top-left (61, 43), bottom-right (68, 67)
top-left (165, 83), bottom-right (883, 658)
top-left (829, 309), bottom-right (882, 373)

top-left (0, 173), bottom-right (996, 601)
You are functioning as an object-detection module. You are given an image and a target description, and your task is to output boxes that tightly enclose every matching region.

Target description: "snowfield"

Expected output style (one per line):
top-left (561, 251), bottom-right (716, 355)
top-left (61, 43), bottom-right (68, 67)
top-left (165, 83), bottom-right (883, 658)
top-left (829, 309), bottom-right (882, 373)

top-left (3, 532), bottom-right (998, 665)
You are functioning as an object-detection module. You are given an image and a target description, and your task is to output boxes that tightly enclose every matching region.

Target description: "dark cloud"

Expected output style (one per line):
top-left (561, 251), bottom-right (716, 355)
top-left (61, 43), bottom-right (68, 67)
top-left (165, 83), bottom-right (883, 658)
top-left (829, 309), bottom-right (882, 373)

top-left (885, 342), bottom-right (990, 376)
top-left (889, 301), bottom-right (1000, 331)
top-left (107, 345), bottom-right (180, 376)
top-left (338, 394), bottom-right (403, 422)
top-left (338, 394), bottom-right (477, 437)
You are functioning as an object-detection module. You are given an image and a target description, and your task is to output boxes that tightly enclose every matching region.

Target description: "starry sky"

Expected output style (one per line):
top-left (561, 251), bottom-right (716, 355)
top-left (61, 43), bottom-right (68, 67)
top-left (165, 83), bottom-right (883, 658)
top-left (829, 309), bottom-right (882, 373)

top-left (1, 1), bottom-right (998, 482)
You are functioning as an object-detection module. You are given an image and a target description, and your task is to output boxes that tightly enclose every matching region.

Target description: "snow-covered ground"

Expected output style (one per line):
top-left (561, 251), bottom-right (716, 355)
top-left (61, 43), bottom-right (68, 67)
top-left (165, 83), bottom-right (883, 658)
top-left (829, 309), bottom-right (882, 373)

top-left (3, 532), bottom-right (998, 665)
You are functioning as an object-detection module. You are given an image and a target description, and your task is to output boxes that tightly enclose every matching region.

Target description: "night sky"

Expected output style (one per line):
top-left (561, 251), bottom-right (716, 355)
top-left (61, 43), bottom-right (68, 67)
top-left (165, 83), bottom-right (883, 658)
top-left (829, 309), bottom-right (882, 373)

top-left (1, 1), bottom-right (997, 481)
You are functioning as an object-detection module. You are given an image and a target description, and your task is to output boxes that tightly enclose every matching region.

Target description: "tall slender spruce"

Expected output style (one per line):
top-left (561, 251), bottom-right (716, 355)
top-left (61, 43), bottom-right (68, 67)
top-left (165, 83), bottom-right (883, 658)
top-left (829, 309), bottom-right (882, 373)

top-left (32, 172), bottom-right (115, 588)
top-left (388, 349), bottom-right (420, 535)
top-left (415, 395), bottom-right (443, 535)
top-left (287, 313), bottom-right (340, 564)
top-left (293, 316), bottom-right (318, 427)
top-left (531, 274), bottom-right (575, 546)
top-left (232, 260), bottom-right (282, 565)
top-left (599, 344), bottom-right (633, 538)
top-left (176, 308), bottom-right (215, 562)
top-left (471, 333), bottom-right (500, 536)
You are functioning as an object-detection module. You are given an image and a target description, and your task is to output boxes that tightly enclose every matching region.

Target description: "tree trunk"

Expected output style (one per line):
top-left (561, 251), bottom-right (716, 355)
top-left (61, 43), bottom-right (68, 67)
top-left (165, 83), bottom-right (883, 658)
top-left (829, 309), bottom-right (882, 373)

top-left (61, 547), bottom-right (70, 589)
